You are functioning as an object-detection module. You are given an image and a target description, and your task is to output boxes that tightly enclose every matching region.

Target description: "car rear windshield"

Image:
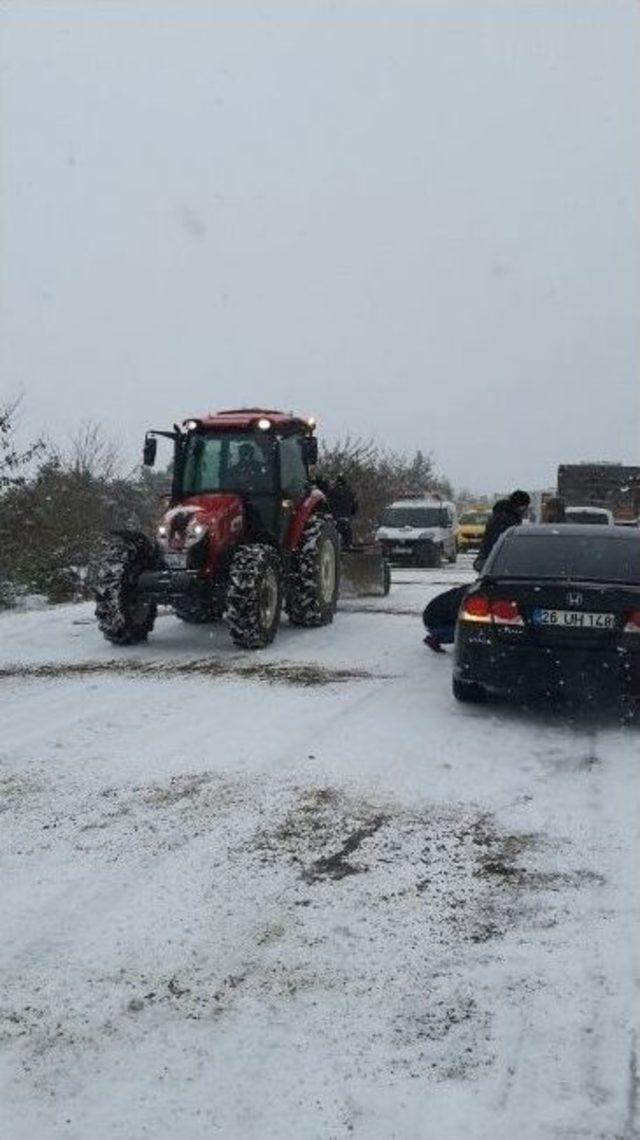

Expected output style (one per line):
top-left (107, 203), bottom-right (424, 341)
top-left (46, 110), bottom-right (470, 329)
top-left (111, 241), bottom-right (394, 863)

top-left (565, 510), bottom-right (609, 525)
top-left (459, 511), bottom-right (490, 525)
top-left (487, 534), bottom-right (640, 584)
top-left (381, 507), bottom-right (446, 528)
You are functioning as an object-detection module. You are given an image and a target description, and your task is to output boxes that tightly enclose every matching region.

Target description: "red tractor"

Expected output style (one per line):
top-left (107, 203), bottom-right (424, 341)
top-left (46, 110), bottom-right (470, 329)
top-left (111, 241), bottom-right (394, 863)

top-left (92, 409), bottom-right (340, 649)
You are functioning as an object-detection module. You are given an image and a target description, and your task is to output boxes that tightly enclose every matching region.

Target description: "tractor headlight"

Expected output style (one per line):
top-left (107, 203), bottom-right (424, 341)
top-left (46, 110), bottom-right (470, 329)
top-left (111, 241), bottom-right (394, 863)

top-left (184, 518), bottom-right (209, 547)
top-left (157, 512), bottom-right (210, 550)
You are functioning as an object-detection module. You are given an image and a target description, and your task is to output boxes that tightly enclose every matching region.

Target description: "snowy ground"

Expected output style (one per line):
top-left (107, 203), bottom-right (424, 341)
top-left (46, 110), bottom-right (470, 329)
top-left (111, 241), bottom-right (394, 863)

top-left (1, 557), bottom-right (639, 1140)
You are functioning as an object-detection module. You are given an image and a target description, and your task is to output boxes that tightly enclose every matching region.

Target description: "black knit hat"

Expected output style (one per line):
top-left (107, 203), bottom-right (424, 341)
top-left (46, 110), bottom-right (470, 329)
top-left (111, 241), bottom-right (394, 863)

top-left (509, 489), bottom-right (530, 508)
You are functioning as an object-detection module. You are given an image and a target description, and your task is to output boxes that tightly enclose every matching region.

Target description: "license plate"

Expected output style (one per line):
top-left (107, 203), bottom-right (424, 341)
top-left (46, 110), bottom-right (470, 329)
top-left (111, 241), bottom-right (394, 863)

top-left (164, 552), bottom-right (187, 569)
top-left (532, 608), bottom-right (616, 631)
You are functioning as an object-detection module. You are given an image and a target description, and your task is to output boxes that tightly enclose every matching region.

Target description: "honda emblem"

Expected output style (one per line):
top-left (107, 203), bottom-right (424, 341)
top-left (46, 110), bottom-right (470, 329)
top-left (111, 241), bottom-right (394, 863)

top-left (567, 592), bottom-right (583, 607)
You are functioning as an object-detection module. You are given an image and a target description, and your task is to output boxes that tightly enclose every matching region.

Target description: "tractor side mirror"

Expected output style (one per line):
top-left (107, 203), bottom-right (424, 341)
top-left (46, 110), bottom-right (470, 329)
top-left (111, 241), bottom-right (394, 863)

top-left (143, 436), bottom-right (157, 467)
top-left (302, 436), bottom-right (318, 467)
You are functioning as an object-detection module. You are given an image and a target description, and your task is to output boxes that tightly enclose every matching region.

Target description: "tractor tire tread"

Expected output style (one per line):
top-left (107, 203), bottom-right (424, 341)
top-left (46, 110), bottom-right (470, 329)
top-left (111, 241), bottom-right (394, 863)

top-left (287, 514), bottom-right (340, 628)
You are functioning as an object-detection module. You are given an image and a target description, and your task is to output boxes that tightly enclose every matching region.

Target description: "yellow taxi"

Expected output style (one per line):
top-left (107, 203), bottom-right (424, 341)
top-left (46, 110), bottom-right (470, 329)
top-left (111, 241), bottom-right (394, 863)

top-left (456, 507), bottom-right (491, 551)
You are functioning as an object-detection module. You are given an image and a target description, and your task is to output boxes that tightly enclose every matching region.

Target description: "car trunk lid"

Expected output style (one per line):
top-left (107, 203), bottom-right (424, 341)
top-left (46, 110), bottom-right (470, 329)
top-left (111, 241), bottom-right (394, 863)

top-left (485, 577), bottom-right (639, 650)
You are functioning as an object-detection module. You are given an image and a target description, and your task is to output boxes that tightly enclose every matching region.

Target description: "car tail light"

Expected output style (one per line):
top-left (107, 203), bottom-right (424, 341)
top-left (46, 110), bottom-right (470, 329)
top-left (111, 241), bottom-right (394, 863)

top-left (459, 595), bottom-right (492, 623)
top-left (623, 610), bottom-right (640, 633)
top-left (491, 599), bottom-right (524, 626)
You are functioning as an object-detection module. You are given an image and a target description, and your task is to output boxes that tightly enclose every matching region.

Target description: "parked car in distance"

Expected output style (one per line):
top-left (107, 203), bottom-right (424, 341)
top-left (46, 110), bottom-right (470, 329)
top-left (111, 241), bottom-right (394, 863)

top-left (456, 508), bottom-right (491, 551)
top-left (453, 524), bottom-right (640, 707)
top-left (376, 499), bottom-right (458, 567)
top-left (565, 506), bottom-right (613, 526)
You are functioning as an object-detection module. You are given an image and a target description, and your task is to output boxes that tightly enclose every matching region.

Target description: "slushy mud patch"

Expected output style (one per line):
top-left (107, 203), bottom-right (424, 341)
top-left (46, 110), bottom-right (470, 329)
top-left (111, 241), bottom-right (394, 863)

top-left (339, 605), bottom-right (422, 616)
top-left (3, 778), bottom-right (606, 1097)
top-left (0, 659), bottom-right (376, 687)
top-left (251, 785), bottom-right (603, 942)
top-left (303, 813), bottom-right (388, 882)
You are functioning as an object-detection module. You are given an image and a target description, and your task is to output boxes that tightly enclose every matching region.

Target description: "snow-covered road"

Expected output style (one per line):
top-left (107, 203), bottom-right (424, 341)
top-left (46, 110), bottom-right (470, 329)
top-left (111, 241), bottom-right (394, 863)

top-left (1, 561), bottom-right (639, 1140)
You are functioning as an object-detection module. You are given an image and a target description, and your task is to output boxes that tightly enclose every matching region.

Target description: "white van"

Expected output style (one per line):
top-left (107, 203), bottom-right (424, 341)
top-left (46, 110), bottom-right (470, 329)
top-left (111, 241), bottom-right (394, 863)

top-left (375, 499), bottom-right (458, 567)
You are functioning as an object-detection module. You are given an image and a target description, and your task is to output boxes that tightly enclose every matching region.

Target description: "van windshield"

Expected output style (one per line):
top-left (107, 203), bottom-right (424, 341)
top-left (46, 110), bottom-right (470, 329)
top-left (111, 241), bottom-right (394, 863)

top-left (381, 506), bottom-right (445, 528)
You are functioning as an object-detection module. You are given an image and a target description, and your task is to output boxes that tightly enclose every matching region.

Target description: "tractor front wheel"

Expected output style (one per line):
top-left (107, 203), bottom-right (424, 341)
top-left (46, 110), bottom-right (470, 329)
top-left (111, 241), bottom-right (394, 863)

top-left (225, 544), bottom-right (283, 649)
top-left (93, 533), bottom-right (157, 646)
top-left (287, 515), bottom-right (340, 627)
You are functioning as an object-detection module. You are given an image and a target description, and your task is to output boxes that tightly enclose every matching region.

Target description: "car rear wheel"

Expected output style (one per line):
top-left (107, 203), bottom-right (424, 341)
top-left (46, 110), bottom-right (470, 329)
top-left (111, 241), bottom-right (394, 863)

top-left (452, 677), bottom-right (487, 703)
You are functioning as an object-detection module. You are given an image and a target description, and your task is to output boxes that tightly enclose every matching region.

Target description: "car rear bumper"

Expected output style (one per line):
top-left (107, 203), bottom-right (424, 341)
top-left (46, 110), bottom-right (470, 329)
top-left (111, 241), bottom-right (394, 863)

top-left (454, 632), bottom-right (640, 699)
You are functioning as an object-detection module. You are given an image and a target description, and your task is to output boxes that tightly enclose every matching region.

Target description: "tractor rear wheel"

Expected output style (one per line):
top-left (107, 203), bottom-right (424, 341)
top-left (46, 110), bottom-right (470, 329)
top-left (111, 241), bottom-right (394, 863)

top-left (287, 515), bottom-right (340, 627)
top-left (93, 533), bottom-right (157, 646)
top-left (225, 544), bottom-right (283, 649)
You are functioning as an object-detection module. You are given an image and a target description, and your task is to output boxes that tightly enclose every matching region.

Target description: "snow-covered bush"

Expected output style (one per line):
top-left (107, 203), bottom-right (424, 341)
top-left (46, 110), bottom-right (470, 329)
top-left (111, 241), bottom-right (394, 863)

top-left (316, 437), bottom-right (452, 540)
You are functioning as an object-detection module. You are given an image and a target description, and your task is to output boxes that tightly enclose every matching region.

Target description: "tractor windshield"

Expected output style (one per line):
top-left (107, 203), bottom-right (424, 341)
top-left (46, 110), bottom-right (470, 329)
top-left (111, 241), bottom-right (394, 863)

top-left (180, 432), bottom-right (277, 496)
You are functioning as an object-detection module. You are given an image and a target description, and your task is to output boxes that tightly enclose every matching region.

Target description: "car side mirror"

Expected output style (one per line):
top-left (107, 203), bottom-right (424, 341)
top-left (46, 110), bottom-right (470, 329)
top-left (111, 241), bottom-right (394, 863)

top-left (143, 436), bottom-right (157, 467)
top-left (302, 436), bottom-right (318, 467)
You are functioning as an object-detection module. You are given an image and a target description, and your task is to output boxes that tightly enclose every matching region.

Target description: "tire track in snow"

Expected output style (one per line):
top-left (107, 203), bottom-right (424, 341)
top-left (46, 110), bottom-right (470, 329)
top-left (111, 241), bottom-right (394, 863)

top-left (0, 659), bottom-right (389, 687)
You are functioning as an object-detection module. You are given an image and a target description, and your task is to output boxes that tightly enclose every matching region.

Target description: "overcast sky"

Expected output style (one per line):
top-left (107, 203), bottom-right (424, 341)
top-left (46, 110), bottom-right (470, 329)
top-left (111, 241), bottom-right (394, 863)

top-left (1, 0), bottom-right (638, 493)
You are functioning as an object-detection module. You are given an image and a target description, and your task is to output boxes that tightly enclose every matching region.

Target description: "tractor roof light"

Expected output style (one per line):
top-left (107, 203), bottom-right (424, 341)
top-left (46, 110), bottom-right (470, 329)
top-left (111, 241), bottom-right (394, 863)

top-left (257, 417), bottom-right (272, 431)
top-left (306, 416), bottom-right (317, 429)
top-left (184, 419), bottom-right (200, 431)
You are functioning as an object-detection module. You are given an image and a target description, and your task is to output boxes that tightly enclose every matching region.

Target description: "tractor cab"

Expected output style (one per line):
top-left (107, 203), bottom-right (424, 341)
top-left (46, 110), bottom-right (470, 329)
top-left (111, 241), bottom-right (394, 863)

top-left (144, 410), bottom-right (318, 547)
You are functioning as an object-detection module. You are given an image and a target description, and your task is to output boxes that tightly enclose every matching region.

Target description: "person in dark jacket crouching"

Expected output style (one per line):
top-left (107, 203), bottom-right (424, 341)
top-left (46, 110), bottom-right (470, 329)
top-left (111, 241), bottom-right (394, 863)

top-left (473, 490), bottom-right (530, 573)
top-left (423, 585), bottom-right (469, 653)
top-left (423, 488), bottom-right (530, 653)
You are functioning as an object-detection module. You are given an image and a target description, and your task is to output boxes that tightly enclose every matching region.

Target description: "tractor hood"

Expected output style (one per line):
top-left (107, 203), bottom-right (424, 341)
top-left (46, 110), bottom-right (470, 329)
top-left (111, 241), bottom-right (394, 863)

top-left (158, 494), bottom-right (245, 553)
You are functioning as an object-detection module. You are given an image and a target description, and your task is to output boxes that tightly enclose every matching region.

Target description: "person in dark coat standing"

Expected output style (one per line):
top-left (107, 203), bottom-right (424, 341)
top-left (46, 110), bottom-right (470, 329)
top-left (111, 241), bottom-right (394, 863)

top-left (328, 475), bottom-right (358, 548)
top-left (473, 489), bottom-right (531, 572)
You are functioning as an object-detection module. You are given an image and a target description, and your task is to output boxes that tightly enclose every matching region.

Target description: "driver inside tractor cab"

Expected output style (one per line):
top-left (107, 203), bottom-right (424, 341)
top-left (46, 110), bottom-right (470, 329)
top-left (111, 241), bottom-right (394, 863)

top-left (226, 441), bottom-right (270, 491)
top-left (182, 434), bottom-right (274, 495)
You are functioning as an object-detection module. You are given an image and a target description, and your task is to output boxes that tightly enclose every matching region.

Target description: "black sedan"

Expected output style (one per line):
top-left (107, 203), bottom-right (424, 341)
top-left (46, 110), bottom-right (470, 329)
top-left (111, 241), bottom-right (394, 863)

top-left (453, 524), bottom-right (640, 705)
